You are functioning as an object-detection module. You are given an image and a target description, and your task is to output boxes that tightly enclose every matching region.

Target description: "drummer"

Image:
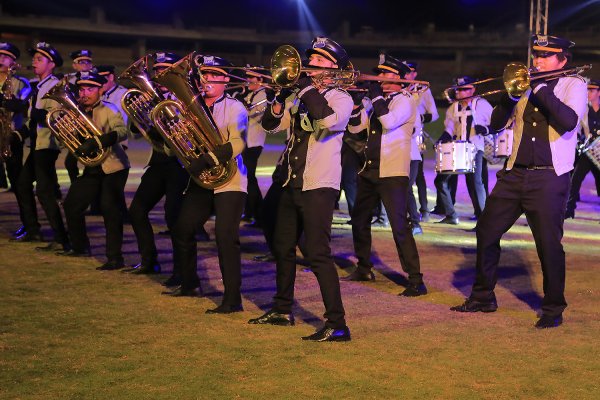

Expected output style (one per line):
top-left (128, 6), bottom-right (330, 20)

top-left (433, 76), bottom-right (493, 225)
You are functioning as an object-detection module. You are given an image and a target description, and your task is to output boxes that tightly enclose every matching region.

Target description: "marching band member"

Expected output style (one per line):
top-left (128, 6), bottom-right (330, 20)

top-left (248, 37), bottom-right (353, 342)
top-left (0, 42), bottom-right (31, 198)
top-left (163, 55), bottom-right (249, 315)
top-left (434, 76), bottom-right (492, 225)
top-left (12, 42), bottom-right (69, 250)
top-left (126, 53), bottom-right (189, 277)
top-left (97, 65), bottom-right (129, 124)
top-left (565, 79), bottom-right (600, 218)
top-left (451, 35), bottom-right (588, 328)
top-left (64, 49), bottom-right (95, 183)
top-left (342, 53), bottom-right (427, 297)
top-left (57, 71), bottom-right (130, 270)
top-left (239, 65), bottom-right (269, 226)
top-left (404, 61), bottom-right (438, 223)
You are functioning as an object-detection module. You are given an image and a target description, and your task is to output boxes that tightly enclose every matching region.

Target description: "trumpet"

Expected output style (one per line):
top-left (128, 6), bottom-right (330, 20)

top-left (444, 62), bottom-right (592, 103)
top-left (270, 45), bottom-right (430, 93)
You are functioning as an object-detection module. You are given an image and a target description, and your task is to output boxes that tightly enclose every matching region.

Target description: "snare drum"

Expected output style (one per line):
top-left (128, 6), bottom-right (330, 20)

top-left (494, 128), bottom-right (513, 158)
top-left (583, 136), bottom-right (600, 170)
top-left (435, 141), bottom-right (476, 174)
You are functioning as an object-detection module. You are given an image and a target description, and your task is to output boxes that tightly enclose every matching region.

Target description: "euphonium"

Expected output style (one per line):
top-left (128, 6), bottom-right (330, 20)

top-left (43, 78), bottom-right (110, 167)
top-left (119, 56), bottom-right (166, 153)
top-left (0, 63), bottom-right (20, 160)
top-left (150, 52), bottom-right (236, 190)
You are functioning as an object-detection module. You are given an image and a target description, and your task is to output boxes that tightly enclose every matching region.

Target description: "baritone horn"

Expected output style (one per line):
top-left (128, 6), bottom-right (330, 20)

top-left (43, 78), bottom-right (110, 167)
top-left (150, 52), bottom-right (236, 190)
top-left (119, 56), bottom-right (167, 153)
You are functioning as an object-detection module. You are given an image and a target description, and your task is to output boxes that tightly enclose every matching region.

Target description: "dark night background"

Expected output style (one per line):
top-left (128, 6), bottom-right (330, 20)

top-left (4, 0), bottom-right (599, 33)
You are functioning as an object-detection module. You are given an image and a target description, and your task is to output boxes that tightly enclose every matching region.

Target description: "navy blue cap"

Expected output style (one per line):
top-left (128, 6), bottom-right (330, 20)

top-left (195, 54), bottom-right (233, 75)
top-left (0, 42), bottom-right (20, 60)
top-left (95, 65), bottom-right (115, 76)
top-left (374, 53), bottom-right (411, 77)
top-left (152, 52), bottom-right (181, 69)
top-left (28, 42), bottom-right (63, 67)
top-left (76, 71), bottom-right (107, 87)
top-left (454, 76), bottom-right (477, 88)
top-left (588, 79), bottom-right (600, 90)
top-left (305, 36), bottom-right (349, 69)
top-left (70, 49), bottom-right (93, 62)
top-left (531, 34), bottom-right (575, 54)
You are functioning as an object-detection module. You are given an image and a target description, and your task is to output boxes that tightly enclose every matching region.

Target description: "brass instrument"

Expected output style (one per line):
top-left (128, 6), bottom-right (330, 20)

top-left (270, 44), bottom-right (430, 93)
top-left (444, 62), bottom-right (592, 103)
top-left (0, 63), bottom-right (20, 160)
top-left (119, 56), bottom-right (166, 152)
top-left (43, 78), bottom-right (110, 167)
top-left (150, 52), bottom-right (236, 190)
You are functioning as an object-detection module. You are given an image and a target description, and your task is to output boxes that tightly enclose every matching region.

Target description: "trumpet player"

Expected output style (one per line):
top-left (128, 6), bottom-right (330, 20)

top-left (0, 42), bottom-right (31, 198)
top-left (163, 55), bottom-right (249, 316)
top-left (434, 76), bottom-right (492, 225)
top-left (248, 37), bottom-right (353, 342)
top-left (12, 42), bottom-right (69, 250)
top-left (58, 71), bottom-right (130, 270)
top-left (124, 53), bottom-right (189, 278)
top-left (342, 53), bottom-right (427, 298)
top-left (451, 34), bottom-right (588, 329)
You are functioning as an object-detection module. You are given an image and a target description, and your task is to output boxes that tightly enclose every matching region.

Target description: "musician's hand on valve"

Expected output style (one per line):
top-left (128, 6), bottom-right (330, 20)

top-left (75, 138), bottom-right (100, 157)
top-left (188, 153), bottom-right (214, 175)
top-left (274, 87), bottom-right (293, 104)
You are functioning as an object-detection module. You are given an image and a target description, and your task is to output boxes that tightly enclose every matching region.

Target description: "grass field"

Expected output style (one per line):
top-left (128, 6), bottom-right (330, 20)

top-left (1, 142), bottom-right (600, 399)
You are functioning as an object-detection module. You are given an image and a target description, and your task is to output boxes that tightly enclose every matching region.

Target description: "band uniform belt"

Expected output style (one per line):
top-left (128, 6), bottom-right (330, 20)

top-left (513, 164), bottom-right (554, 170)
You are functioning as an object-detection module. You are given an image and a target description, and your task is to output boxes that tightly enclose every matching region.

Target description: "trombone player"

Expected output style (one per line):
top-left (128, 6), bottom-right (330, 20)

top-left (451, 34), bottom-right (588, 329)
top-left (248, 37), bottom-right (353, 342)
top-left (343, 53), bottom-right (426, 298)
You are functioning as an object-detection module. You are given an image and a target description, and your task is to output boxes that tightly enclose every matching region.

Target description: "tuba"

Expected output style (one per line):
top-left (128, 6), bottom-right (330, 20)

top-left (150, 52), bottom-right (236, 190)
top-left (0, 63), bottom-right (20, 160)
top-left (119, 56), bottom-right (166, 153)
top-left (43, 78), bottom-right (110, 167)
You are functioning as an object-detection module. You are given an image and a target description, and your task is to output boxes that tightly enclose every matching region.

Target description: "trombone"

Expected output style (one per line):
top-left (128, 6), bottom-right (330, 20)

top-left (444, 62), bottom-right (592, 103)
top-left (270, 44), bottom-right (429, 93)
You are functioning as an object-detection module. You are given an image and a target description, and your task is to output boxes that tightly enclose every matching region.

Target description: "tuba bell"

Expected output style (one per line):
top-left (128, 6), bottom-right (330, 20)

top-left (43, 78), bottom-right (110, 167)
top-left (0, 63), bottom-right (20, 160)
top-left (150, 52), bottom-right (236, 190)
top-left (119, 56), bottom-right (166, 153)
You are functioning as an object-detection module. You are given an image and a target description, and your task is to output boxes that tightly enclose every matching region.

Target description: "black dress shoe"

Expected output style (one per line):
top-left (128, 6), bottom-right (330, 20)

top-left (56, 248), bottom-right (91, 257)
top-left (301, 326), bottom-right (351, 342)
top-left (157, 229), bottom-right (171, 236)
top-left (131, 263), bottom-right (161, 274)
top-left (9, 232), bottom-right (43, 242)
top-left (96, 260), bottom-right (125, 271)
top-left (435, 216), bottom-right (459, 225)
top-left (341, 269), bottom-right (375, 282)
top-left (120, 264), bottom-right (142, 273)
top-left (161, 286), bottom-right (203, 297)
top-left (429, 207), bottom-right (445, 215)
top-left (253, 252), bottom-right (275, 262)
top-left (535, 314), bottom-right (563, 329)
top-left (450, 298), bottom-right (498, 313)
top-left (206, 304), bottom-right (243, 314)
top-left (35, 241), bottom-right (69, 252)
top-left (399, 283), bottom-right (428, 297)
top-left (162, 274), bottom-right (183, 287)
top-left (248, 310), bottom-right (295, 326)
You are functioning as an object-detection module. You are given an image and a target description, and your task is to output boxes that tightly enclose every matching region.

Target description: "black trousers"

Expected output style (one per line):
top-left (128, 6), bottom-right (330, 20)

top-left (173, 184), bottom-right (246, 307)
top-left (64, 152), bottom-right (79, 183)
top-left (129, 160), bottom-right (188, 266)
top-left (415, 159), bottom-right (428, 213)
top-left (242, 146), bottom-right (263, 220)
top-left (16, 149), bottom-right (67, 242)
top-left (352, 171), bottom-right (423, 285)
top-left (407, 160), bottom-right (421, 225)
top-left (341, 142), bottom-right (362, 216)
top-left (258, 180), bottom-right (284, 253)
top-left (472, 168), bottom-right (570, 317)
top-left (272, 186), bottom-right (346, 329)
top-left (566, 155), bottom-right (600, 213)
top-left (63, 168), bottom-right (129, 261)
top-left (0, 138), bottom-right (23, 191)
